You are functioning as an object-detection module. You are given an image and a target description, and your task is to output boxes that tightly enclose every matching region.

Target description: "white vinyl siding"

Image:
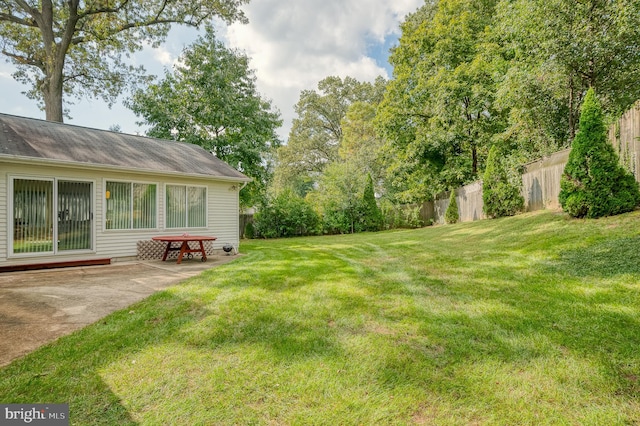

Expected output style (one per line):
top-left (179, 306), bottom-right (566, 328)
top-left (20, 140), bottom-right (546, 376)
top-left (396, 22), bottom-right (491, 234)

top-left (0, 172), bottom-right (6, 262)
top-left (207, 182), bottom-right (240, 247)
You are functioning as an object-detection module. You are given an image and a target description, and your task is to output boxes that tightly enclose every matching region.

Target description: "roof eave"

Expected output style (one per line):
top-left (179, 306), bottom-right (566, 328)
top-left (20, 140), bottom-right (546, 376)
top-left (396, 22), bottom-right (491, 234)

top-left (0, 154), bottom-right (252, 183)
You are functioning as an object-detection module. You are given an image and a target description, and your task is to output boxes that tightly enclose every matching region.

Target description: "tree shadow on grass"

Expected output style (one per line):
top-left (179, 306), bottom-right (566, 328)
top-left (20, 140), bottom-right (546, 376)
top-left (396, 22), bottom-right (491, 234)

top-left (178, 307), bottom-right (343, 361)
top-left (547, 236), bottom-right (640, 277)
top-left (0, 291), bottom-right (209, 425)
top-left (371, 283), bottom-right (640, 423)
top-left (363, 244), bottom-right (640, 422)
top-left (0, 275), bottom-right (350, 424)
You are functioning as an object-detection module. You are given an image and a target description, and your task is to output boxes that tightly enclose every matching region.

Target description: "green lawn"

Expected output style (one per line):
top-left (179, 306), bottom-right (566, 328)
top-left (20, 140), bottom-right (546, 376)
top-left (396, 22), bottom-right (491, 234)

top-left (2, 210), bottom-right (640, 425)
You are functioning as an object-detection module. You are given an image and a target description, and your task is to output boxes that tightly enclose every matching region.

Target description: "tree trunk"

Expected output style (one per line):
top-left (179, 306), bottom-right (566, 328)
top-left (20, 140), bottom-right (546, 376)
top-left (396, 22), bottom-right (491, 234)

top-left (568, 75), bottom-right (576, 141)
top-left (38, 0), bottom-right (75, 122)
top-left (472, 143), bottom-right (478, 176)
top-left (43, 74), bottom-right (64, 122)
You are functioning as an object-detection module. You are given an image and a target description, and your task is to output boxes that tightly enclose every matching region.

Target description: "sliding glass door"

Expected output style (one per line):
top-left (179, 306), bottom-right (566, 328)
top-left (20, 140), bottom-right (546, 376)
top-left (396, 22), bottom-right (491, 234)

top-left (12, 178), bottom-right (93, 255)
top-left (57, 181), bottom-right (92, 251)
top-left (12, 179), bottom-right (54, 254)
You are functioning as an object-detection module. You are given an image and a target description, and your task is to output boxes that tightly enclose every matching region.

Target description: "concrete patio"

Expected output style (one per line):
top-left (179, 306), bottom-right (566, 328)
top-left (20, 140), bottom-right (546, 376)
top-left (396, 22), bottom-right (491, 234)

top-left (0, 256), bottom-right (240, 367)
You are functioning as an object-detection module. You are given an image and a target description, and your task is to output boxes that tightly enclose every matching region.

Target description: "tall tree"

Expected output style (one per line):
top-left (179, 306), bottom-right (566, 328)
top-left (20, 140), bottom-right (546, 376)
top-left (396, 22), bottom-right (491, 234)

top-left (0, 0), bottom-right (248, 122)
top-left (374, 3), bottom-right (437, 204)
top-left (377, 0), bottom-right (504, 201)
top-left (495, 0), bottom-right (640, 145)
top-left (273, 75), bottom-right (386, 196)
top-left (128, 28), bottom-right (282, 207)
top-left (339, 101), bottom-right (387, 195)
top-left (307, 161), bottom-right (367, 234)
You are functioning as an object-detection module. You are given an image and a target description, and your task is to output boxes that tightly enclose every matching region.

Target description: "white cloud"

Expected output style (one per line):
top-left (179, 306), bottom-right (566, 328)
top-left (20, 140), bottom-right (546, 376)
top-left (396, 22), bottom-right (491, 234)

top-left (151, 45), bottom-right (175, 66)
top-left (226, 0), bottom-right (422, 139)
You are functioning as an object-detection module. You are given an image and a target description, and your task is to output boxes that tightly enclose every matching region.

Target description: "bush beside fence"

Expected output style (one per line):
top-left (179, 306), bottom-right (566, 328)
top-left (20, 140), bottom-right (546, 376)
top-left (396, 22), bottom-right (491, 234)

top-left (422, 102), bottom-right (640, 224)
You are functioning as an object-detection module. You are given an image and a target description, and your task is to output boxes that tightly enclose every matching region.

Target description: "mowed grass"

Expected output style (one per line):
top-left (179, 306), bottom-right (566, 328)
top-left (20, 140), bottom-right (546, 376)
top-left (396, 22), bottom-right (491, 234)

top-left (2, 210), bottom-right (640, 425)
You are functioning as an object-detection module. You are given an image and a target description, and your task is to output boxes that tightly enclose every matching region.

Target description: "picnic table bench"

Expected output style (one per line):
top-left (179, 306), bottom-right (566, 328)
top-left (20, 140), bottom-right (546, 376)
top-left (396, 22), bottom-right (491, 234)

top-left (152, 235), bottom-right (217, 264)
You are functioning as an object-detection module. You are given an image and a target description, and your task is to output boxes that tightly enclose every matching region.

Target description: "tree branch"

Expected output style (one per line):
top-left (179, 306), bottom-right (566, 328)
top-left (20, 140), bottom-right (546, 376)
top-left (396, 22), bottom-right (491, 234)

top-left (57, 0), bottom-right (80, 62)
top-left (0, 12), bottom-right (37, 27)
top-left (70, 17), bottom-right (199, 46)
top-left (2, 49), bottom-right (44, 70)
top-left (12, 0), bottom-right (37, 16)
top-left (77, 0), bottom-right (131, 18)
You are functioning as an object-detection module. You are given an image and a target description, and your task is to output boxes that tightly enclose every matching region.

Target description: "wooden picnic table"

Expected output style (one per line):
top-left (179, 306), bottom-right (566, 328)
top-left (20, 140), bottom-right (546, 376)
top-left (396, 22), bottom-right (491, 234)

top-left (152, 235), bottom-right (217, 264)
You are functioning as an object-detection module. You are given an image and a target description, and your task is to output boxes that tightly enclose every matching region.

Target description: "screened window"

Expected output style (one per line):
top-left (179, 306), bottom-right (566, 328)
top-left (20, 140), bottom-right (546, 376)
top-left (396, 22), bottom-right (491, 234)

top-left (166, 185), bottom-right (207, 228)
top-left (106, 181), bottom-right (157, 230)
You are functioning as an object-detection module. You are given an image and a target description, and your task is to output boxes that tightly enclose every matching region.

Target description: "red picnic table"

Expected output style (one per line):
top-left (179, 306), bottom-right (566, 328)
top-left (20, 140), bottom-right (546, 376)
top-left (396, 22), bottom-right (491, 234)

top-left (152, 235), bottom-right (217, 264)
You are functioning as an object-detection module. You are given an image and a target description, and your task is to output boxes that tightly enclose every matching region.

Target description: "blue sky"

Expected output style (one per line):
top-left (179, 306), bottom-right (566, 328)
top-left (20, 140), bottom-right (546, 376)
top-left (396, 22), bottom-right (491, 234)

top-left (0, 0), bottom-right (421, 141)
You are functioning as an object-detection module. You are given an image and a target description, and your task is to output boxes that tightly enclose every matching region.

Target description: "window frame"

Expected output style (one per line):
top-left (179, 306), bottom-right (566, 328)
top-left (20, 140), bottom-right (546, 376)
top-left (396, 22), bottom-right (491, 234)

top-left (164, 183), bottom-right (208, 229)
top-left (103, 179), bottom-right (159, 231)
top-left (8, 175), bottom-right (96, 258)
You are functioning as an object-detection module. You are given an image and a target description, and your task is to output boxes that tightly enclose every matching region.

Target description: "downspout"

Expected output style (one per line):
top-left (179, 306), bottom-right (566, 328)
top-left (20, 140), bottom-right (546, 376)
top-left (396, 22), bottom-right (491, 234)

top-left (238, 181), bottom-right (249, 248)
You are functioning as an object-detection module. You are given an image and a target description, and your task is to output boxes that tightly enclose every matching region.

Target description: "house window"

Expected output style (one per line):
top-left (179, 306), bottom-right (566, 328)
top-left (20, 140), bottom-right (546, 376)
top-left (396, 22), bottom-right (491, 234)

top-left (166, 185), bottom-right (207, 228)
top-left (106, 181), bottom-right (157, 230)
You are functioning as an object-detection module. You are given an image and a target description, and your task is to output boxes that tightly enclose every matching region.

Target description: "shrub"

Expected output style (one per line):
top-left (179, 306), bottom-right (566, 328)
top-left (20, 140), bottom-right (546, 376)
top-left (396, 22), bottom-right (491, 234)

top-left (244, 221), bottom-right (255, 239)
top-left (253, 190), bottom-right (321, 238)
top-left (483, 145), bottom-right (524, 218)
top-left (379, 201), bottom-right (426, 229)
top-left (360, 174), bottom-right (384, 231)
top-left (402, 205), bottom-right (426, 228)
top-left (445, 190), bottom-right (459, 224)
top-left (559, 88), bottom-right (640, 218)
top-left (322, 206), bottom-right (356, 234)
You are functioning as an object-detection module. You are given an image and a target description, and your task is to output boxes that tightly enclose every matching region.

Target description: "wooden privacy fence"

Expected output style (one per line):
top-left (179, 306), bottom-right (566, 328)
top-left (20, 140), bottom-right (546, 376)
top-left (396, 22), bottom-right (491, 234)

top-left (610, 104), bottom-right (640, 178)
top-left (521, 149), bottom-right (570, 212)
top-left (431, 181), bottom-right (485, 225)
top-left (420, 102), bottom-right (640, 225)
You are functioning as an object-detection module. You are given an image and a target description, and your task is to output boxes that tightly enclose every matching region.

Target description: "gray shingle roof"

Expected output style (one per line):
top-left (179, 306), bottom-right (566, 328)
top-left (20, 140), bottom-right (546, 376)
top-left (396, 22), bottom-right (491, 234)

top-left (0, 113), bottom-right (250, 182)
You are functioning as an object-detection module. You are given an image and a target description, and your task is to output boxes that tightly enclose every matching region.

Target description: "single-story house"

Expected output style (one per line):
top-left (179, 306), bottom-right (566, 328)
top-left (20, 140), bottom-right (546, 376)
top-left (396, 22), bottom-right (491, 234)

top-left (0, 113), bottom-right (250, 270)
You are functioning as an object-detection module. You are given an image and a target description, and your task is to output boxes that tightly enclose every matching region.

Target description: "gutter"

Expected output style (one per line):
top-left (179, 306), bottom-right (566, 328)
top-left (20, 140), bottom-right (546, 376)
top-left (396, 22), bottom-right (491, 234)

top-left (0, 154), bottom-right (252, 184)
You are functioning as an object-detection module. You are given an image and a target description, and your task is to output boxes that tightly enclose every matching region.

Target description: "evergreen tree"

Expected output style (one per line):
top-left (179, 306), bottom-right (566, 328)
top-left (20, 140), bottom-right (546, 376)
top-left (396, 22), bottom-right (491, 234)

top-left (559, 88), bottom-right (640, 218)
top-left (360, 174), bottom-right (384, 231)
top-left (482, 145), bottom-right (524, 218)
top-left (445, 190), bottom-right (459, 224)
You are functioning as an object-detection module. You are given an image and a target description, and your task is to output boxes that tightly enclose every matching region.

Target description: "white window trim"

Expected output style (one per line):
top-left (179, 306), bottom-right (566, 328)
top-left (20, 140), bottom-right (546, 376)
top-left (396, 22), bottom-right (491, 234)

top-left (8, 175), bottom-right (96, 258)
top-left (103, 178), bottom-right (160, 232)
top-left (164, 183), bottom-right (209, 230)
